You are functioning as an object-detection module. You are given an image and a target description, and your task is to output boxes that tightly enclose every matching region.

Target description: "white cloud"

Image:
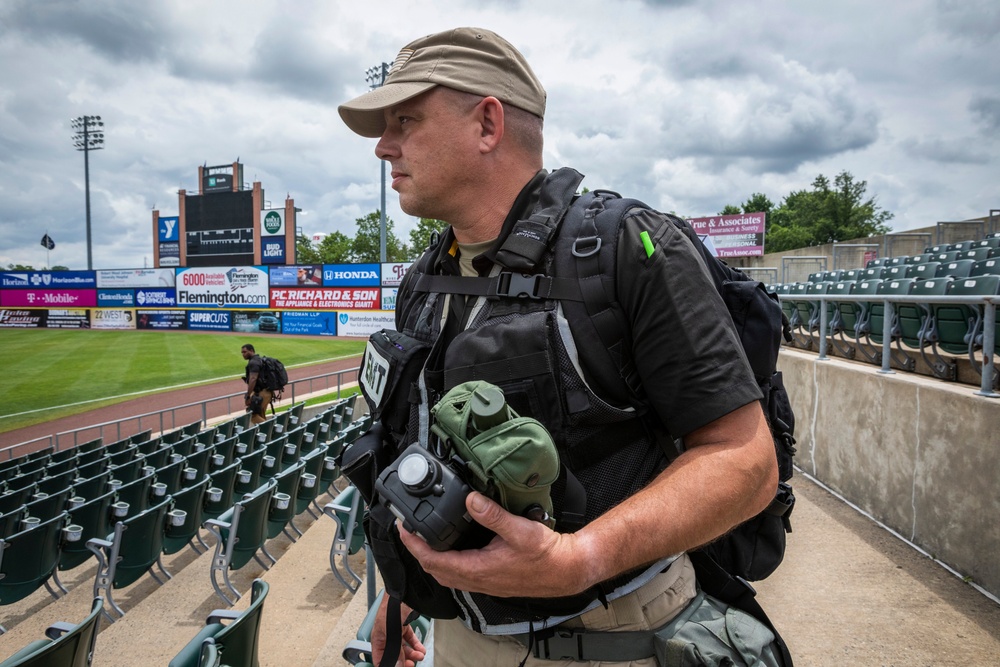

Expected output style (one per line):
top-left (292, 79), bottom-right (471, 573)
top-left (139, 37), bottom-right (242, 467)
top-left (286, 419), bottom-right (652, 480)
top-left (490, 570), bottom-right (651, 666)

top-left (0, 0), bottom-right (997, 271)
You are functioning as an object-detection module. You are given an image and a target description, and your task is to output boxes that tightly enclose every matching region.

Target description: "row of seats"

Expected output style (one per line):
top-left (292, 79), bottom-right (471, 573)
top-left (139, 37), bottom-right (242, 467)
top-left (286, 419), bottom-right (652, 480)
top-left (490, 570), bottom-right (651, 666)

top-left (803, 257), bottom-right (1000, 285)
top-left (0, 399), bottom-right (361, 629)
top-left (0, 579), bottom-right (270, 667)
top-left (776, 275), bottom-right (1000, 383)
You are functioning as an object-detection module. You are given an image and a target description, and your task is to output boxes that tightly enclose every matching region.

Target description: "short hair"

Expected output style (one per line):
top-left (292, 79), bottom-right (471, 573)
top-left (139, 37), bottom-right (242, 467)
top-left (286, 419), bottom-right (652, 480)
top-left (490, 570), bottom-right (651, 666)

top-left (241, 343), bottom-right (255, 353)
top-left (447, 88), bottom-right (544, 158)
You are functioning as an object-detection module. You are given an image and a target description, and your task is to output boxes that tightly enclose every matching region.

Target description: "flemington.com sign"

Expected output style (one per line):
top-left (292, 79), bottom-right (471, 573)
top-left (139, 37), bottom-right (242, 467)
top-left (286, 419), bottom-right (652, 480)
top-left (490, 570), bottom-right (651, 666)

top-left (687, 212), bottom-right (766, 257)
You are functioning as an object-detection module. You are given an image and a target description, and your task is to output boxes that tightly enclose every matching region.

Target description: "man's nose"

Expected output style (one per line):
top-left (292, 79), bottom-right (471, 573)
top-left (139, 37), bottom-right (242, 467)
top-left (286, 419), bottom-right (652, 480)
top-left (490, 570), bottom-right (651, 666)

top-left (375, 132), bottom-right (397, 161)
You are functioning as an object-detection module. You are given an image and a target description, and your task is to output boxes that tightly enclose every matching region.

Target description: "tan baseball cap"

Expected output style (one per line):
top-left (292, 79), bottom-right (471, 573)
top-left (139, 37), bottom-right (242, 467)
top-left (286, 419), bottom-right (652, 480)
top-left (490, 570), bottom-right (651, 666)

top-left (338, 27), bottom-right (546, 138)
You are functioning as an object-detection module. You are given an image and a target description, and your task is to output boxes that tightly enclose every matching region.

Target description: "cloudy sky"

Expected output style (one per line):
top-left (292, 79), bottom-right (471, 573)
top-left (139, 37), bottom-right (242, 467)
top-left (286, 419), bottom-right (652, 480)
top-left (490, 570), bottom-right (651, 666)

top-left (0, 0), bottom-right (997, 270)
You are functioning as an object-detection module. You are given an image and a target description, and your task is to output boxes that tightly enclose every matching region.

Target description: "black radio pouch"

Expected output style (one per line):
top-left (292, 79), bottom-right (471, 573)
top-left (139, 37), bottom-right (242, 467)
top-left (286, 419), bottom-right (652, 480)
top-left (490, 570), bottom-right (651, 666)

top-left (358, 329), bottom-right (431, 442)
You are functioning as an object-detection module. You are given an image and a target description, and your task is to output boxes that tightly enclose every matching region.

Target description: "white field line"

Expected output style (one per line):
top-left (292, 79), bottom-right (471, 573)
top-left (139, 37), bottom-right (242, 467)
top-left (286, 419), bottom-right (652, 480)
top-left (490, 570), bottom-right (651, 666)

top-left (1, 355), bottom-right (358, 421)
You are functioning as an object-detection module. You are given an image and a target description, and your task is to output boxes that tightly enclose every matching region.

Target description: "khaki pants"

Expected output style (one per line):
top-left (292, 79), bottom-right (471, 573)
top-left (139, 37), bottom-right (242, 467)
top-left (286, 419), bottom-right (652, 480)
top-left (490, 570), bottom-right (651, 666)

top-left (249, 389), bottom-right (273, 424)
top-left (433, 554), bottom-right (696, 667)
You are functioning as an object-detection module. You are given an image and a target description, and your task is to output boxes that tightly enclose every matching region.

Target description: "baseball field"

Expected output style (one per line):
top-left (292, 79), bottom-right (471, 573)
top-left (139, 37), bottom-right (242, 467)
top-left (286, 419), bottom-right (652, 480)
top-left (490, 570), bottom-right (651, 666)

top-left (0, 329), bottom-right (366, 433)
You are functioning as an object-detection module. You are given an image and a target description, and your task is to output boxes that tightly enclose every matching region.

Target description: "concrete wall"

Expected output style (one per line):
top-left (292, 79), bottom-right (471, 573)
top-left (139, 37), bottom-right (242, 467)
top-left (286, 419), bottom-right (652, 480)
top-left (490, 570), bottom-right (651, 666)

top-left (777, 348), bottom-right (1000, 598)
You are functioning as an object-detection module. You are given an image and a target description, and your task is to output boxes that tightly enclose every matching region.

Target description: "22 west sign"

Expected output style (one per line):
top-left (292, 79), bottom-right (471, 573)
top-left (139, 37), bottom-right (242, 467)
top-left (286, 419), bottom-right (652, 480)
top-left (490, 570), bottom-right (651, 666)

top-left (175, 266), bottom-right (269, 308)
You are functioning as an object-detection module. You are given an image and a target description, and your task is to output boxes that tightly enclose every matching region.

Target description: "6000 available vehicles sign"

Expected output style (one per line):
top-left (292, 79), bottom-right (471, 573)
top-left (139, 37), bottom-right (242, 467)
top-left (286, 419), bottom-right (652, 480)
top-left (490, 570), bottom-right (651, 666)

top-left (175, 266), bottom-right (269, 309)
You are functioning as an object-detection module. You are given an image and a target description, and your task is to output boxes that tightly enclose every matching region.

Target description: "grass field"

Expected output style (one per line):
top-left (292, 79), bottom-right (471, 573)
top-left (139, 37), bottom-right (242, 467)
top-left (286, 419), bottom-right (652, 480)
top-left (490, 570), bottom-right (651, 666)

top-left (0, 329), bottom-right (366, 433)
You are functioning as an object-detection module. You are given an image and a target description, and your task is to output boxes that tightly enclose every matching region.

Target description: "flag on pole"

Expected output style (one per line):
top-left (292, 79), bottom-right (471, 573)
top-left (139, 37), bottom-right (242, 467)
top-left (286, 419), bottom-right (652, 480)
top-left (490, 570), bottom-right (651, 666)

top-left (41, 234), bottom-right (55, 250)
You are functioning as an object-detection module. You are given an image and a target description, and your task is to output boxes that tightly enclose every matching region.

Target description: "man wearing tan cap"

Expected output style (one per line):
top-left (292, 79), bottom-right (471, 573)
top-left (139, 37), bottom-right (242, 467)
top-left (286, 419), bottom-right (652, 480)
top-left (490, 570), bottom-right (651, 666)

top-left (340, 27), bottom-right (788, 667)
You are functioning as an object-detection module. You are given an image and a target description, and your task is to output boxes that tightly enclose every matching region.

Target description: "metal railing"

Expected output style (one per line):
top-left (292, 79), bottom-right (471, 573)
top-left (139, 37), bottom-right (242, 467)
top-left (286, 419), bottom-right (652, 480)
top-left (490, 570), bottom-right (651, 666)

top-left (2, 366), bottom-right (360, 461)
top-left (777, 293), bottom-right (999, 398)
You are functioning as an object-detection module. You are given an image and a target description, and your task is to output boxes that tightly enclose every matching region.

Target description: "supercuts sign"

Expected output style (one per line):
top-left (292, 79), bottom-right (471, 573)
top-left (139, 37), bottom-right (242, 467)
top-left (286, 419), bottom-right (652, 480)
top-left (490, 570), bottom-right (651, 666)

top-left (269, 288), bottom-right (379, 310)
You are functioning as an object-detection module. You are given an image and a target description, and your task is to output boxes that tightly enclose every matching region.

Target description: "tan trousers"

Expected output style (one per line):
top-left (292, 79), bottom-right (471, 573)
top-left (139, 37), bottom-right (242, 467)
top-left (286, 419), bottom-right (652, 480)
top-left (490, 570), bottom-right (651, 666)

top-left (433, 553), bottom-right (696, 667)
top-left (249, 389), bottom-right (273, 424)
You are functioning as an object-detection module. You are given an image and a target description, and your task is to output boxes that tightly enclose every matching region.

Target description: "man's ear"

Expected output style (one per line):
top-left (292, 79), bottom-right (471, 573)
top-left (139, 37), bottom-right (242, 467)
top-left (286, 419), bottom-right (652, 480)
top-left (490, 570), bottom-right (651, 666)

top-left (477, 96), bottom-right (505, 154)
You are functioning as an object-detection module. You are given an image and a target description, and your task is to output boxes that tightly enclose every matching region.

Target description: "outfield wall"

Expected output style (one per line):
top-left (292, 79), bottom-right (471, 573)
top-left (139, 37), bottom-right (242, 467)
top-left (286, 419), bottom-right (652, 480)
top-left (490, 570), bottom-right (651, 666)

top-left (0, 263), bottom-right (412, 336)
top-left (778, 347), bottom-right (1000, 600)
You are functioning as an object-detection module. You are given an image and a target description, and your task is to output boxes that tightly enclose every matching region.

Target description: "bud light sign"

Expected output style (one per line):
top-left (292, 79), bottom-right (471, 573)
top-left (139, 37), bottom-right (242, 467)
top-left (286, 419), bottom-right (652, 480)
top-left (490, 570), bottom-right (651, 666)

top-left (262, 238), bottom-right (285, 265)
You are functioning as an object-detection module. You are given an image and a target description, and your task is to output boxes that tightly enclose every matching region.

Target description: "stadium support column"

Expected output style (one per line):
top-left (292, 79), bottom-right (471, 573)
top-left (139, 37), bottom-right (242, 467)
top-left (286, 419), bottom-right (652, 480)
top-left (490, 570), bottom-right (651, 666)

top-left (252, 182), bottom-right (263, 265)
top-left (152, 209), bottom-right (160, 267)
top-left (285, 197), bottom-right (297, 264)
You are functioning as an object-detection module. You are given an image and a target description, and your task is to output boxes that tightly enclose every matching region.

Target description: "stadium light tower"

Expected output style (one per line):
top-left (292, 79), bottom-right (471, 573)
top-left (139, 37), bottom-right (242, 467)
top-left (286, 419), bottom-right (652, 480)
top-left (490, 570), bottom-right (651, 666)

top-left (71, 115), bottom-right (104, 270)
top-left (366, 63), bottom-right (389, 263)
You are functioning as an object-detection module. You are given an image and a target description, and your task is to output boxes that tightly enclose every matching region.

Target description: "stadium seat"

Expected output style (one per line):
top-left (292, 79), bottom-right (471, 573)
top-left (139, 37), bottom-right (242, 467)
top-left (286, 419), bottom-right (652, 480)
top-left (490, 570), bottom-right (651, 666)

top-left (0, 595), bottom-right (103, 666)
top-left (935, 259), bottom-right (976, 279)
top-left (948, 275), bottom-right (1000, 380)
top-left (204, 479), bottom-right (278, 606)
top-left (168, 579), bottom-right (269, 667)
top-left (299, 417), bottom-right (324, 454)
top-left (161, 475), bottom-right (211, 559)
top-left (805, 281), bottom-right (835, 334)
top-left (266, 460), bottom-right (305, 542)
top-left (43, 457), bottom-right (77, 478)
top-left (60, 489), bottom-right (117, 573)
top-left (0, 508), bottom-right (27, 540)
top-left (71, 471), bottom-right (111, 503)
top-left (35, 469), bottom-right (76, 498)
top-left (866, 257), bottom-right (889, 268)
top-left (5, 469), bottom-right (44, 493)
top-left (76, 438), bottom-right (104, 455)
top-left (0, 512), bottom-right (69, 608)
top-left (23, 488), bottom-right (73, 524)
top-left (74, 457), bottom-right (109, 484)
top-left (972, 259), bottom-right (1000, 277)
top-left (129, 429), bottom-right (153, 445)
top-left (0, 487), bottom-right (34, 516)
top-left (295, 444), bottom-right (329, 522)
top-left (948, 240), bottom-right (976, 252)
top-left (233, 448), bottom-right (266, 498)
top-left (868, 279), bottom-right (917, 370)
top-left (203, 460), bottom-right (243, 523)
top-left (286, 401), bottom-right (306, 428)
top-left (74, 448), bottom-right (106, 469)
top-left (87, 496), bottom-right (173, 621)
top-left (906, 262), bottom-right (941, 281)
top-left (896, 277), bottom-right (952, 352)
top-left (323, 485), bottom-right (365, 593)
top-left (886, 256), bottom-right (909, 266)
top-left (260, 435), bottom-right (286, 478)
top-left (110, 473), bottom-right (154, 520)
top-left (841, 269), bottom-right (862, 283)
top-left (343, 588), bottom-right (431, 667)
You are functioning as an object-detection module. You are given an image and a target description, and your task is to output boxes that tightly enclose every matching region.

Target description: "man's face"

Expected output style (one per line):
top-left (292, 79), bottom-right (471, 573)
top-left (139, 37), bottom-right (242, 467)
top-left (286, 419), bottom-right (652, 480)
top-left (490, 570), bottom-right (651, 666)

top-left (375, 87), bottom-right (481, 222)
top-left (241, 347), bottom-right (253, 360)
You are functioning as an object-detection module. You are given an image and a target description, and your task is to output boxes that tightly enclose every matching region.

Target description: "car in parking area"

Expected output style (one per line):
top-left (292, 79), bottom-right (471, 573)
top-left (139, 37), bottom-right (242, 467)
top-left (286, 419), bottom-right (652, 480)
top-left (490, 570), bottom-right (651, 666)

top-left (257, 314), bottom-right (280, 332)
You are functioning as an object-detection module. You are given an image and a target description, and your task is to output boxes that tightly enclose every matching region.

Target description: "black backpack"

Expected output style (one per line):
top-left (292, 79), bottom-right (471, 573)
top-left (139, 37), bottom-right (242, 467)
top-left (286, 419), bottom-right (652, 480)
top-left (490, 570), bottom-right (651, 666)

top-left (419, 168), bottom-right (796, 664)
top-left (258, 356), bottom-right (288, 395)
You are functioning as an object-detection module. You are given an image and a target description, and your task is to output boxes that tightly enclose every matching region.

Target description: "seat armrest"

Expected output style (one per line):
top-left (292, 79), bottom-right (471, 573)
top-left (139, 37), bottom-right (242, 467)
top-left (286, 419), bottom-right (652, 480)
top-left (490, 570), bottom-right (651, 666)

top-left (44, 621), bottom-right (76, 640)
top-left (205, 609), bottom-right (241, 624)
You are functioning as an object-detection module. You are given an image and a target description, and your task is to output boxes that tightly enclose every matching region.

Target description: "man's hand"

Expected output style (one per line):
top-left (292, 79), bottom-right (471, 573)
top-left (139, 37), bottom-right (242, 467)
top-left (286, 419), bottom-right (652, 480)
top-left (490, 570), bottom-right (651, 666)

top-left (371, 594), bottom-right (426, 667)
top-left (396, 492), bottom-right (598, 599)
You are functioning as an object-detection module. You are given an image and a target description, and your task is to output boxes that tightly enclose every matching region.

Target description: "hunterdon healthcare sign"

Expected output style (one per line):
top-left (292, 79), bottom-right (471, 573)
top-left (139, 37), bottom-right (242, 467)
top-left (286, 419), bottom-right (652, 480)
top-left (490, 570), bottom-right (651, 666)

top-left (175, 266), bottom-right (269, 308)
top-left (686, 213), bottom-right (766, 258)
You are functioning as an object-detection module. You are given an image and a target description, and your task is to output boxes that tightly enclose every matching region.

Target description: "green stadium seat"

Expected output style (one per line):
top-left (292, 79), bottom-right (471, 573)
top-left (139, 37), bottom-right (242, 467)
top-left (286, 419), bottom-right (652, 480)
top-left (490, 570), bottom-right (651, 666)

top-left (203, 460), bottom-right (243, 523)
top-left (266, 460), bottom-right (305, 543)
top-left (233, 448), bottom-right (266, 498)
top-left (0, 595), bottom-right (103, 666)
top-left (972, 259), bottom-right (1000, 277)
top-left (23, 488), bottom-right (72, 524)
top-left (866, 257), bottom-right (888, 268)
top-left (0, 508), bottom-right (27, 540)
top-left (869, 278), bottom-right (917, 370)
top-left (87, 496), bottom-right (173, 621)
top-left (204, 479), bottom-right (277, 606)
top-left (295, 445), bottom-right (329, 522)
top-left (0, 512), bottom-right (69, 609)
top-left (161, 475), bottom-right (211, 558)
top-left (110, 473), bottom-right (154, 520)
top-left (935, 259), bottom-right (976, 279)
top-left (323, 485), bottom-right (365, 593)
top-left (0, 488), bottom-right (33, 517)
top-left (168, 579), bottom-right (269, 667)
top-left (70, 470), bottom-right (112, 503)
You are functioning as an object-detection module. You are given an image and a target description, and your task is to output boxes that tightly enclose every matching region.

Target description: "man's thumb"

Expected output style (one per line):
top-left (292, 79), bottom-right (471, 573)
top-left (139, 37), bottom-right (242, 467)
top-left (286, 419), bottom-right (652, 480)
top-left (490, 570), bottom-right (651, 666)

top-left (467, 491), bottom-right (504, 527)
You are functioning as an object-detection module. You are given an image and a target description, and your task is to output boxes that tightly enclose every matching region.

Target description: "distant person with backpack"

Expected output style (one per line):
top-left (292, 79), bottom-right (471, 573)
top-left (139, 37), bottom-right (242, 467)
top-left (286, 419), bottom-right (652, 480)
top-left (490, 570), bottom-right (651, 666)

top-left (338, 28), bottom-right (793, 667)
top-left (241, 343), bottom-right (274, 424)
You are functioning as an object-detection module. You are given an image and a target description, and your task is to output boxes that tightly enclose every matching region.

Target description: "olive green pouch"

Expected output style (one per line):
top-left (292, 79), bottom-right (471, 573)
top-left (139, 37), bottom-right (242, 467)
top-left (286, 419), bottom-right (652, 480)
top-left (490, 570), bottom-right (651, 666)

top-left (430, 381), bottom-right (559, 528)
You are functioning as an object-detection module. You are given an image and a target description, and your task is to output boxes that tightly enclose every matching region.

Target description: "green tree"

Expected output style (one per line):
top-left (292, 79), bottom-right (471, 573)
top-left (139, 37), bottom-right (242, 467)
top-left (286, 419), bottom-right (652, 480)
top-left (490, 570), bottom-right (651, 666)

top-left (410, 218), bottom-right (448, 254)
top-left (295, 234), bottom-right (320, 264)
top-left (350, 211), bottom-right (408, 262)
top-left (52, 265), bottom-right (70, 271)
top-left (741, 193), bottom-right (775, 217)
top-left (6, 263), bottom-right (34, 270)
top-left (765, 171), bottom-right (893, 253)
top-left (718, 204), bottom-right (742, 215)
top-left (316, 231), bottom-right (353, 263)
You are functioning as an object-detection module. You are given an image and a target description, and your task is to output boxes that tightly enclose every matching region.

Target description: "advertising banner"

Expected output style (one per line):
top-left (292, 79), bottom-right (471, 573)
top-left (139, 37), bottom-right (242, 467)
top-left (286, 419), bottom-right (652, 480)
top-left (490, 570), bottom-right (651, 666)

top-left (137, 310), bottom-right (186, 330)
top-left (97, 289), bottom-right (135, 307)
top-left (46, 309), bottom-right (90, 329)
top-left (1, 289), bottom-right (97, 308)
top-left (381, 288), bottom-right (398, 311)
top-left (175, 266), bottom-right (269, 309)
top-left (269, 265), bottom-right (323, 287)
top-left (158, 216), bottom-right (180, 242)
top-left (159, 243), bottom-right (180, 267)
top-left (187, 310), bottom-right (232, 332)
top-left (686, 213), bottom-right (766, 258)
top-left (90, 309), bottom-right (136, 330)
top-left (261, 209), bottom-right (285, 236)
top-left (280, 311), bottom-right (339, 336)
top-left (0, 309), bottom-right (46, 328)
top-left (97, 268), bottom-right (175, 288)
top-left (335, 311), bottom-right (397, 337)
top-left (135, 288), bottom-right (177, 307)
top-left (380, 262), bottom-right (412, 287)
top-left (269, 287), bottom-right (380, 310)
top-left (261, 237), bottom-right (285, 265)
top-left (0, 271), bottom-right (96, 289)
top-left (324, 263), bottom-right (380, 287)
top-left (232, 311), bottom-right (282, 334)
